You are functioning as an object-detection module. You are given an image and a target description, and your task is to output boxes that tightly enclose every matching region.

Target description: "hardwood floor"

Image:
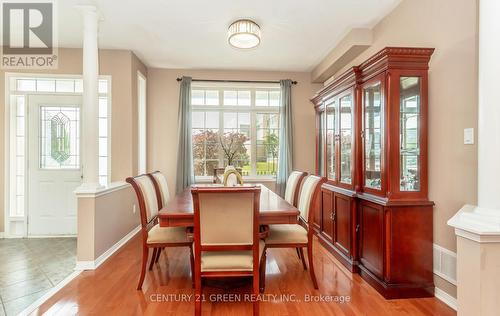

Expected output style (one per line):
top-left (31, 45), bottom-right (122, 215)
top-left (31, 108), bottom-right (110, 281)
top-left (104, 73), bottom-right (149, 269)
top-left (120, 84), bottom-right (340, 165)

top-left (32, 235), bottom-right (455, 316)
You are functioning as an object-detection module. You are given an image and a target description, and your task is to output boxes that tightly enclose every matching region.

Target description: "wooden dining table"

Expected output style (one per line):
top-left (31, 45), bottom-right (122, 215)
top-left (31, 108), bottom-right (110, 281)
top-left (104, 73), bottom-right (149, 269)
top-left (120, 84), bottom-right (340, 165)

top-left (158, 184), bottom-right (300, 228)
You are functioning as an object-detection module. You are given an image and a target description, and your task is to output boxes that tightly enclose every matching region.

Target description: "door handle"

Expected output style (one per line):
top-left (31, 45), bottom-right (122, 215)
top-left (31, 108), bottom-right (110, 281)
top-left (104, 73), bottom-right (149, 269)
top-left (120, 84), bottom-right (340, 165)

top-left (356, 224), bottom-right (360, 233)
top-left (330, 211), bottom-right (336, 221)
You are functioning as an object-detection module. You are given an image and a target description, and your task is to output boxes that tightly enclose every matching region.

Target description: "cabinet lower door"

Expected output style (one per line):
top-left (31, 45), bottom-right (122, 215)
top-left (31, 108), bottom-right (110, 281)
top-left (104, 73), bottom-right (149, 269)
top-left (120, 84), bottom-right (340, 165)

top-left (333, 193), bottom-right (351, 257)
top-left (359, 200), bottom-right (384, 279)
top-left (321, 189), bottom-right (334, 243)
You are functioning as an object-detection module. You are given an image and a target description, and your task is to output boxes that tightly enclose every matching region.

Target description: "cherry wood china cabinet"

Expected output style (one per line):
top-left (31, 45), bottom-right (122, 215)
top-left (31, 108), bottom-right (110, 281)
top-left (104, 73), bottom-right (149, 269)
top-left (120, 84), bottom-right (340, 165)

top-left (311, 47), bottom-right (435, 299)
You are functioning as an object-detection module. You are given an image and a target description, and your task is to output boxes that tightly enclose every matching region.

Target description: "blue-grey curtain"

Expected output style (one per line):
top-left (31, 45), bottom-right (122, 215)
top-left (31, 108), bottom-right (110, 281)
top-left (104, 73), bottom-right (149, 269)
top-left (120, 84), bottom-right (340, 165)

top-left (276, 79), bottom-right (293, 197)
top-left (175, 76), bottom-right (194, 193)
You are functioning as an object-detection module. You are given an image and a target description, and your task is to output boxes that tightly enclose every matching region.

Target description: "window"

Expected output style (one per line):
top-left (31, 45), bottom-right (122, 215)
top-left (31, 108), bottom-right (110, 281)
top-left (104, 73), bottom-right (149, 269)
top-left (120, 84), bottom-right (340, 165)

top-left (137, 72), bottom-right (147, 174)
top-left (191, 84), bottom-right (280, 179)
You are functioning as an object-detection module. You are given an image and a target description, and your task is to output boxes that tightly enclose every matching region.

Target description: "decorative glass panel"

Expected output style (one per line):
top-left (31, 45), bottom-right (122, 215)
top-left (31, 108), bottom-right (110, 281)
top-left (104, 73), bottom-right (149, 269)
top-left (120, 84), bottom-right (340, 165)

top-left (40, 106), bottom-right (80, 169)
top-left (326, 98), bottom-right (336, 181)
top-left (364, 82), bottom-right (382, 189)
top-left (339, 94), bottom-right (353, 184)
top-left (400, 77), bottom-right (421, 191)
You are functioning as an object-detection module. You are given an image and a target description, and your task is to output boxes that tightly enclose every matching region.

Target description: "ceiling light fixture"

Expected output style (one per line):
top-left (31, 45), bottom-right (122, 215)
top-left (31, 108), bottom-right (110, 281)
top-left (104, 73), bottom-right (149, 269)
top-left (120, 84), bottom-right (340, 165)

top-left (228, 19), bottom-right (261, 49)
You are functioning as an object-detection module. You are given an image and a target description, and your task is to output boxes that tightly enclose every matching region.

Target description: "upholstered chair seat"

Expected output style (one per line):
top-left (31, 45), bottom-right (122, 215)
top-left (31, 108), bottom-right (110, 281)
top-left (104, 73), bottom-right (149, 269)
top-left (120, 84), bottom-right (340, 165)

top-left (264, 224), bottom-right (308, 245)
top-left (199, 240), bottom-right (265, 272)
top-left (147, 224), bottom-right (191, 244)
top-left (127, 172), bottom-right (194, 291)
top-left (263, 175), bottom-right (326, 290)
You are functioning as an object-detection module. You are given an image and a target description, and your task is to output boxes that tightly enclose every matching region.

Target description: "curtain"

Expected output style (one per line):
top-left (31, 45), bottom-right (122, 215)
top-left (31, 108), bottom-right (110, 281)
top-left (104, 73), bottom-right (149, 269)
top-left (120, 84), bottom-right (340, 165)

top-left (276, 79), bottom-right (293, 197)
top-left (175, 76), bottom-right (194, 193)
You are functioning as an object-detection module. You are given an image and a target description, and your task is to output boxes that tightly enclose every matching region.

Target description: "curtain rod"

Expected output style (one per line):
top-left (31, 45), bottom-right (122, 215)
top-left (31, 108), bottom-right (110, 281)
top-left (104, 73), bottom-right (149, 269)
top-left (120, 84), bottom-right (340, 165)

top-left (176, 78), bottom-right (298, 85)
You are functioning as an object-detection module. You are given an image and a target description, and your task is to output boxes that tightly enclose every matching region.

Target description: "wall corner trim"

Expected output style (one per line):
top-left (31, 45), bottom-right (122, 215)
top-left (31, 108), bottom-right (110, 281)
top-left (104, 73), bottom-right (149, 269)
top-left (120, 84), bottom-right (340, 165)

top-left (76, 224), bottom-right (141, 270)
top-left (434, 287), bottom-right (458, 311)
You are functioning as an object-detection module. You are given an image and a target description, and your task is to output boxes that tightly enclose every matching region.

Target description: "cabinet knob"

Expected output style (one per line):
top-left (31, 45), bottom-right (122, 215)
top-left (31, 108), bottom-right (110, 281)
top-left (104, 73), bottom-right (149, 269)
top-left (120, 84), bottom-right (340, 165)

top-left (330, 211), bottom-right (336, 221)
top-left (355, 224), bottom-right (360, 233)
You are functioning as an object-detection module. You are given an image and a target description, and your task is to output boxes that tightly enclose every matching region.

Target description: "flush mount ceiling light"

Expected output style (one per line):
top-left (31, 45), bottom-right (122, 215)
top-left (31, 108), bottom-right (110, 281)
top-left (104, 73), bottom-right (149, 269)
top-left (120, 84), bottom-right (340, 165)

top-left (228, 19), bottom-right (261, 49)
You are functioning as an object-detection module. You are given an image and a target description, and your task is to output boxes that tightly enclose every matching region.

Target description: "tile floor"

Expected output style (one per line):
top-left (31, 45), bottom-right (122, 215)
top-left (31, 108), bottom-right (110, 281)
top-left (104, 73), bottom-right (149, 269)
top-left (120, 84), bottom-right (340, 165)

top-left (0, 238), bottom-right (76, 316)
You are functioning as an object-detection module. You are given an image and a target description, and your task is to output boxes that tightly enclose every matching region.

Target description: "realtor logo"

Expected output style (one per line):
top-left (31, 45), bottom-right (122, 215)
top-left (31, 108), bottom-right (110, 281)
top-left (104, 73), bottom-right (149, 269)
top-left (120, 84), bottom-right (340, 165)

top-left (1, 1), bottom-right (58, 69)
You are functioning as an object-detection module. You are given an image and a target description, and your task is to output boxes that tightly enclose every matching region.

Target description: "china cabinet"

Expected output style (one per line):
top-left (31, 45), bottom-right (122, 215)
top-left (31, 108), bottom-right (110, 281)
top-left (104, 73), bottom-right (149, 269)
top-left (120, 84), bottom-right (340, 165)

top-left (311, 47), bottom-right (435, 299)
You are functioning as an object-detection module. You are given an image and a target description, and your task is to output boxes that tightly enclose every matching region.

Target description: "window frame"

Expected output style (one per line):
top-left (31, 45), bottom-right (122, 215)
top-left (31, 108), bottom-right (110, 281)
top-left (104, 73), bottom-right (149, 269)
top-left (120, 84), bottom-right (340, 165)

top-left (191, 83), bottom-right (280, 182)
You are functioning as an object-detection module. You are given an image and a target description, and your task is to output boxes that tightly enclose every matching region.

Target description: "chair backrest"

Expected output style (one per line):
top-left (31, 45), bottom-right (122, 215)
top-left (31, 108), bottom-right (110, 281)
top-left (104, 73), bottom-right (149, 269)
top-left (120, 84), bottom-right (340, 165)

top-left (284, 171), bottom-right (307, 206)
top-left (191, 186), bottom-right (261, 269)
top-left (148, 171), bottom-right (170, 209)
top-left (126, 175), bottom-right (160, 228)
top-left (297, 175), bottom-right (326, 224)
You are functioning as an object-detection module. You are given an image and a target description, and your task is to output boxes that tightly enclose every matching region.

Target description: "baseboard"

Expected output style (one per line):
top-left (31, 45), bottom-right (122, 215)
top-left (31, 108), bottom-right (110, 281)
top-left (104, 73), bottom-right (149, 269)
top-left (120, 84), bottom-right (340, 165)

top-left (75, 225), bottom-right (141, 271)
top-left (18, 270), bottom-right (82, 316)
top-left (0, 232), bottom-right (3, 238)
top-left (434, 287), bottom-right (458, 311)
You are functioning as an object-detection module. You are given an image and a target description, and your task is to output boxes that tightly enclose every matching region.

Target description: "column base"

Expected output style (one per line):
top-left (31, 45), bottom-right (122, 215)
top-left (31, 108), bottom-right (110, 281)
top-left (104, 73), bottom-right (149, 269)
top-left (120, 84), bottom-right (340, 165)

top-left (448, 204), bottom-right (500, 315)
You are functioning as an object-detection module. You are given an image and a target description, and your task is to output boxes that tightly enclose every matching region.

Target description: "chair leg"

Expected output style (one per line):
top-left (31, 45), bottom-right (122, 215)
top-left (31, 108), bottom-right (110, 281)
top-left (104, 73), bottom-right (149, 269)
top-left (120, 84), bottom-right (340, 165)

top-left (296, 247), bottom-right (301, 259)
top-left (149, 248), bottom-right (158, 271)
top-left (137, 245), bottom-right (148, 290)
top-left (189, 246), bottom-right (195, 289)
top-left (155, 248), bottom-right (162, 263)
top-left (253, 268), bottom-right (260, 316)
top-left (194, 272), bottom-right (202, 316)
top-left (298, 247), bottom-right (307, 270)
top-left (259, 249), bottom-right (267, 293)
top-left (307, 244), bottom-right (319, 289)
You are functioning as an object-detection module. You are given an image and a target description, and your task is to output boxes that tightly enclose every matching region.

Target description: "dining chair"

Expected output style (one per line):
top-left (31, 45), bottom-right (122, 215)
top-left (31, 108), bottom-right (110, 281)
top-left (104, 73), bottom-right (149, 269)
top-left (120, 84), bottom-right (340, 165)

top-left (126, 174), bottom-right (194, 290)
top-left (191, 186), bottom-right (264, 316)
top-left (264, 175), bottom-right (327, 289)
top-left (284, 171), bottom-right (307, 207)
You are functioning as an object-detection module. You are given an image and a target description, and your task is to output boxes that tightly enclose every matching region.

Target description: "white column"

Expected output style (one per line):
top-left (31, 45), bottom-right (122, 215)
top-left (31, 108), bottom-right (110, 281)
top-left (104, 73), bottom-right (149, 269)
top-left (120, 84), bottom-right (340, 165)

top-left (76, 6), bottom-right (102, 191)
top-left (448, 1), bottom-right (500, 315)
top-left (477, 0), bottom-right (500, 210)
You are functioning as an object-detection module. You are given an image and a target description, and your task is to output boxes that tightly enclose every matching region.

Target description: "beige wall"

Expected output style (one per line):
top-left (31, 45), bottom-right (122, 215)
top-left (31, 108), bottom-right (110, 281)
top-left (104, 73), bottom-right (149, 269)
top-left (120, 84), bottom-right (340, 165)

top-left (147, 69), bottom-right (321, 193)
top-left (322, 0), bottom-right (478, 298)
top-left (77, 185), bottom-right (139, 261)
top-left (1, 48), bottom-right (147, 233)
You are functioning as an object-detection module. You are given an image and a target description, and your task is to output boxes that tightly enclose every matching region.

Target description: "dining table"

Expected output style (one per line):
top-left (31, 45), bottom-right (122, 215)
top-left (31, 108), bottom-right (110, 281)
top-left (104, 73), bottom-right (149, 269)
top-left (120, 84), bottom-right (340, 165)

top-left (158, 184), bottom-right (300, 228)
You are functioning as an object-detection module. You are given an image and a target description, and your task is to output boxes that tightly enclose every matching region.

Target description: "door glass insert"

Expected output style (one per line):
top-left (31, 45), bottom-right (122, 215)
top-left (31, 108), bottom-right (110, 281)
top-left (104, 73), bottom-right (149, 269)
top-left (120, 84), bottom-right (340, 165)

top-left (400, 77), bottom-right (421, 191)
top-left (326, 98), bottom-right (336, 181)
top-left (40, 106), bottom-right (80, 169)
top-left (364, 82), bottom-right (382, 189)
top-left (339, 94), bottom-right (353, 184)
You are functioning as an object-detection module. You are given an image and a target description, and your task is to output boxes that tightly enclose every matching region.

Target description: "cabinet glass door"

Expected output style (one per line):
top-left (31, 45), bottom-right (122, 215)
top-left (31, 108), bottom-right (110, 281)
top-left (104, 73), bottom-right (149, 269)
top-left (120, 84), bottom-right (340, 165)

top-left (326, 98), bottom-right (336, 181)
top-left (318, 110), bottom-right (325, 176)
top-left (400, 77), bottom-right (421, 191)
top-left (339, 94), bottom-right (353, 184)
top-left (363, 82), bottom-right (382, 190)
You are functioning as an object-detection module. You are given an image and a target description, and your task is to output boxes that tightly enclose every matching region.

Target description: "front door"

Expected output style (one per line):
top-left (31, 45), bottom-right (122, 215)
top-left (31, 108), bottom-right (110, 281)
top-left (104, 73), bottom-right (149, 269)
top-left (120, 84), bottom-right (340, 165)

top-left (28, 95), bottom-right (82, 236)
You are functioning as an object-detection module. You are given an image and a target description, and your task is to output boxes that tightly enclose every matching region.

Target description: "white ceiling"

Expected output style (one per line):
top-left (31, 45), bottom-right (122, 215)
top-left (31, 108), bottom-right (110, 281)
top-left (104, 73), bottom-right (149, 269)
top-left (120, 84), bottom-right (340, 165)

top-left (58, 0), bottom-right (401, 71)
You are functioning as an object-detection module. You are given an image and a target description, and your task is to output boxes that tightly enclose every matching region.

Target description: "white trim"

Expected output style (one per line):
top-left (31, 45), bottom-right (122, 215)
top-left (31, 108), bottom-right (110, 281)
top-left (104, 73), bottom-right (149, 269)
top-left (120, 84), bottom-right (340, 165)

top-left (25, 234), bottom-right (77, 238)
top-left (448, 204), bottom-right (500, 243)
top-left (137, 71), bottom-right (147, 174)
top-left (75, 225), bottom-right (141, 270)
top-left (0, 232), bottom-right (3, 238)
top-left (434, 287), bottom-right (458, 311)
top-left (18, 270), bottom-right (82, 316)
top-left (74, 181), bottom-right (130, 198)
